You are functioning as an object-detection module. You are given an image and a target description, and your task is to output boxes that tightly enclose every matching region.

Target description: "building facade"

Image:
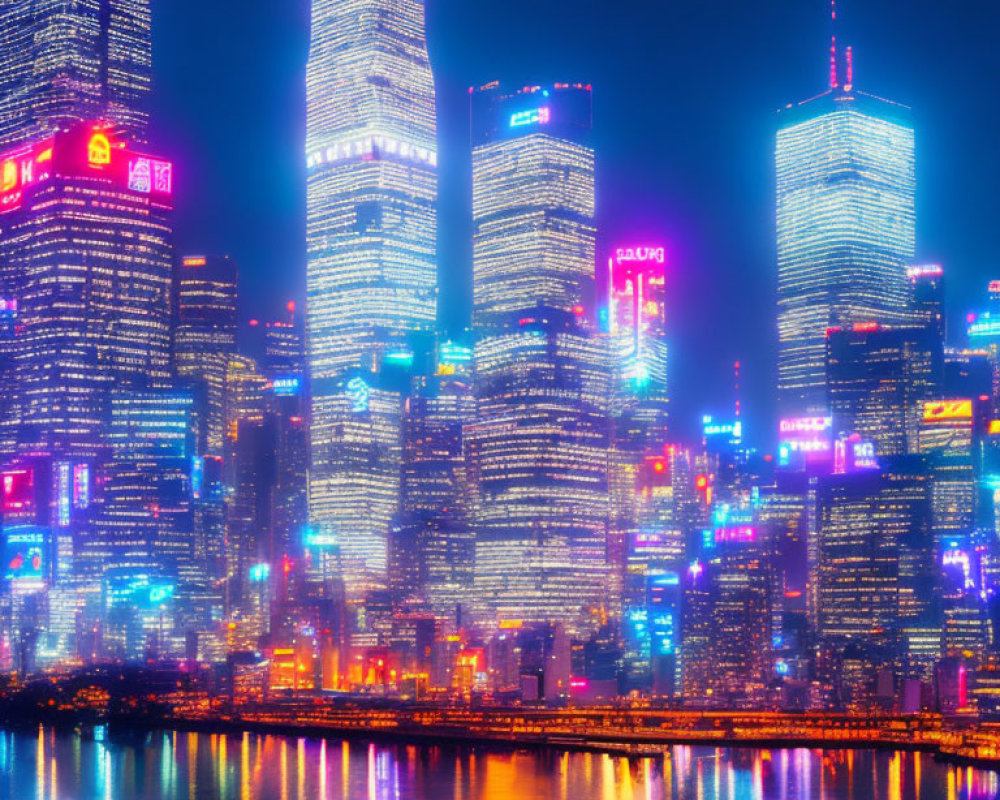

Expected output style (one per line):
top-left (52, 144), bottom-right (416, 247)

top-left (305, 0), bottom-right (438, 600)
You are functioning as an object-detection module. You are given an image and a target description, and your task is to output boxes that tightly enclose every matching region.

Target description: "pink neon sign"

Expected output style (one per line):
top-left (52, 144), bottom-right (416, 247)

top-left (615, 246), bottom-right (665, 264)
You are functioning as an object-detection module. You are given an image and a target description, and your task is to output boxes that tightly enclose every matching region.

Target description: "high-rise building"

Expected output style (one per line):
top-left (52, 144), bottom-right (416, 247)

top-left (305, 0), bottom-right (437, 600)
top-left (468, 83), bottom-right (608, 636)
top-left (607, 244), bottom-right (669, 425)
top-left (907, 264), bottom-right (945, 340)
top-left (918, 400), bottom-right (981, 551)
top-left (470, 83), bottom-right (594, 327)
top-left (776, 50), bottom-right (915, 414)
top-left (0, 123), bottom-right (173, 462)
top-left (391, 342), bottom-right (474, 623)
top-left (826, 323), bottom-right (943, 457)
top-left (469, 311), bottom-right (610, 635)
top-left (816, 458), bottom-right (933, 673)
top-left (94, 387), bottom-right (198, 659)
top-left (0, 0), bottom-right (152, 148)
top-left (173, 255), bottom-right (238, 457)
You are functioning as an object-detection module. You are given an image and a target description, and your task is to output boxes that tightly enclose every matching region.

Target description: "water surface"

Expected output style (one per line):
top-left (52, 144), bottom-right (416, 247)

top-left (0, 725), bottom-right (996, 799)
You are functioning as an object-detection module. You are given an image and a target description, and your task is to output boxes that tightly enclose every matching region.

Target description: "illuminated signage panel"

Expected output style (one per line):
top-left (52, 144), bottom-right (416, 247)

top-left (923, 400), bottom-right (973, 422)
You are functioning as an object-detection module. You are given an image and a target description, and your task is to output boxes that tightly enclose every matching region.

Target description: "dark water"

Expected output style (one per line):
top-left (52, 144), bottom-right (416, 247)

top-left (0, 726), bottom-right (997, 799)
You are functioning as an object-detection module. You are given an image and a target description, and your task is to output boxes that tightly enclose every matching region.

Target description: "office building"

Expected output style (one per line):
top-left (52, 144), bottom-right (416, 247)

top-left (305, 0), bottom-right (437, 600)
top-left (0, 0), bottom-right (151, 148)
top-left (0, 123), bottom-right (173, 462)
top-left (826, 323), bottom-right (943, 457)
top-left (173, 255), bottom-right (238, 457)
top-left (777, 51), bottom-right (915, 414)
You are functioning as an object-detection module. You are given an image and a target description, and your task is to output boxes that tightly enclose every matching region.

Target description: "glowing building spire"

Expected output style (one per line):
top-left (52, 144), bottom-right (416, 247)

top-left (829, 0), bottom-right (838, 89)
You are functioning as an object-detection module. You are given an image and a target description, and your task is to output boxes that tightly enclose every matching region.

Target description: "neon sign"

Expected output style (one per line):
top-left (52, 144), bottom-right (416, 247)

top-left (615, 246), bottom-right (665, 264)
top-left (346, 376), bottom-right (370, 413)
top-left (968, 316), bottom-right (1000, 338)
top-left (72, 464), bottom-right (89, 509)
top-left (304, 530), bottom-right (338, 548)
top-left (779, 416), bottom-right (832, 434)
top-left (271, 376), bottom-right (301, 396)
top-left (923, 400), bottom-right (972, 422)
top-left (906, 264), bottom-right (943, 280)
top-left (714, 526), bottom-right (756, 543)
top-left (509, 107), bottom-right (551, 128)
top-left (57, 462), bottom-right (71, 527)
top-left (87, 132), bottom-right (111, 166)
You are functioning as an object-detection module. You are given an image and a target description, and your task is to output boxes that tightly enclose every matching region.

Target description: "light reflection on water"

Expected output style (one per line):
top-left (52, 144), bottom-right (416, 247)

top-left (0, 725), bottom-right (998, 800)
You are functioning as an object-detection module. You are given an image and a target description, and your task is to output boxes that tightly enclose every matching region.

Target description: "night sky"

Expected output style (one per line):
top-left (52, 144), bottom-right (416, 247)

top-left (149, 0), bottom-right (1000, 445)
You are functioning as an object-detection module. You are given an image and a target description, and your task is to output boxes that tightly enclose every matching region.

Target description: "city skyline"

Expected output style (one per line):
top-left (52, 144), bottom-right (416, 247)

top-left (2, 0), bottom-right (1000, 746)
top-left (154, 0), bottom-right (1000, 444)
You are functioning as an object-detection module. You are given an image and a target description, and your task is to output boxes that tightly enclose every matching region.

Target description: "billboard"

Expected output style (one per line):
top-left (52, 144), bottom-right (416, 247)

top-left (0, 124), bottom-right (173, 216)
top-left (3, 526), bottom-right (45, 581)
top-left (923, 400), bottom-right (973, 423)
top-left (2, 468), bottom-right (33, 513)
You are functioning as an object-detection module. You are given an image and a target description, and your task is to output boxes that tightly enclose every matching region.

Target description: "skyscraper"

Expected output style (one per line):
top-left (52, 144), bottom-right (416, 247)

top-left (468, 82), bottom-right (608, 635)
top-left (0, 0), bottom-right (151, 148)
top-left (173, 255), bottom-right (238, 457)
top-left (0, 123), bottom-right (174, 461)
top-left (391, 342), bottom-right (474, 622)
top-left (305, 0), bottom-right (437, 600)
top-left (826, 323), bottom-right (943, 457)
top-left (776, 47), bottom-right (915, 415)
top-left (470, 83), bottom-right (594, 327)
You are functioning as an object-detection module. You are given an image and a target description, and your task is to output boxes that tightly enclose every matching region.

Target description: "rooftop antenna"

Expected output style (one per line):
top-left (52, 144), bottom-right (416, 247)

top-left (829, 0), bottom-right (839, 89)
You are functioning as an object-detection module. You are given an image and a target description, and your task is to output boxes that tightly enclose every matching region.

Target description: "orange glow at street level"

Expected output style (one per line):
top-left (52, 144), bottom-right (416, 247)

top-left (87, 132), bottom-right (111, 165)
top-left (653, 460), bottom-right (665, 473)
top-left (36, 148), bottom-right (51, 163)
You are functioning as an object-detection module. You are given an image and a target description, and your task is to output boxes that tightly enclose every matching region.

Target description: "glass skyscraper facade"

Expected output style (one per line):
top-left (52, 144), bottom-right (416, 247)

top-left (468, 84), bottom-right (609, 636)
top-left (305, 0), bottom-right (438, 601)
top-left (0, 0), bottom-right (151, 148)
top-left (776, 86), bottom-right (915, 415)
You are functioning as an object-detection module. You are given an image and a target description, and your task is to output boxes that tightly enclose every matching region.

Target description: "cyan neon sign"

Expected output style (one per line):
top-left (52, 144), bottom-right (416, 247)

top-left (510, 107), bottom-right (551, 128)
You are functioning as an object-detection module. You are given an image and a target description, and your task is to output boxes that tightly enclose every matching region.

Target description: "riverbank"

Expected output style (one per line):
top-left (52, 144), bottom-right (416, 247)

top-left (89, 705), bottom-right (1000, 770)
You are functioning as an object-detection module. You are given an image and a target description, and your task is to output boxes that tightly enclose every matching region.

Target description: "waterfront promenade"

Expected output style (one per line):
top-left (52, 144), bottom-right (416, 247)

top-left (157, 703), bottom-right (1000, 767)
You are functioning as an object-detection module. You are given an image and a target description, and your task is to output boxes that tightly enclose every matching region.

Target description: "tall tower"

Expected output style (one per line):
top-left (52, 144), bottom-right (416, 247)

top-left (0, 0), bottom-right (152, 148)
top-left (173, 255), bottom-right (238, 457)
top-left (776, 12), bottom-right (915, 415)
top-left (467, 83), bottom-right (609, 636)
top-left (305, 0), bottom-right (437, 600)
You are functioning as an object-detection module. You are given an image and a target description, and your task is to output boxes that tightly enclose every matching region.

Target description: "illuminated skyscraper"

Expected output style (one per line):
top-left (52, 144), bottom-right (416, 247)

top-left (391, 342), bottom-right (474, 622)
top-left (305, 0), bottom-right (437, 599)
top-left (471, 83), bottom-right (594, 327)
top-left (816, 458), bottom-right (933, 673)
top-left (173, 255), bottom-right (238, 457)
top-left (776, 49), bottom-right (915, 414)
top-left (0, 124), bottom-right (173, 461)
top-left (468, 83), bottom-right (608, 635)
top-left (0, 0), bottom-right (151, 148)
top-left (826, 323), bottom-right (943, 457)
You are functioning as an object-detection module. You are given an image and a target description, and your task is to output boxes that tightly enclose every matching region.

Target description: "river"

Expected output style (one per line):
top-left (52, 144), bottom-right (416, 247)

top-left (0, 725), bottom-right (997, 799)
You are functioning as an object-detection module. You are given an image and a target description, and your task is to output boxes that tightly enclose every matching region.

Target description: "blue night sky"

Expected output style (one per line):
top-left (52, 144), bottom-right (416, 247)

top-left (150, 0), bottom-right (1000, 445)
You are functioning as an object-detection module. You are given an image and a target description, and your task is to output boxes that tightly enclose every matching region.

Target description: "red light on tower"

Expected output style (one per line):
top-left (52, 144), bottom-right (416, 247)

top-left (286, 300), bottom-right (296, 313)
top-left (695, 475), bottom-right (708, 490)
